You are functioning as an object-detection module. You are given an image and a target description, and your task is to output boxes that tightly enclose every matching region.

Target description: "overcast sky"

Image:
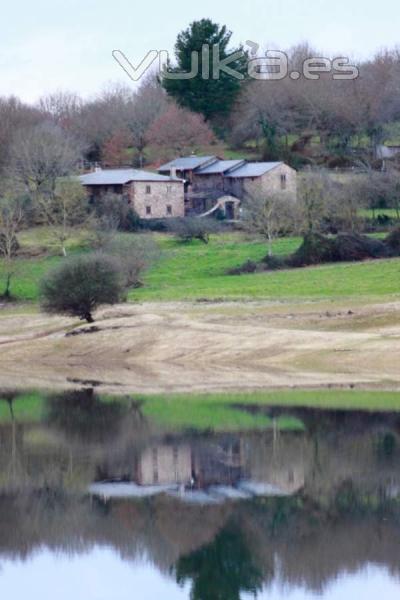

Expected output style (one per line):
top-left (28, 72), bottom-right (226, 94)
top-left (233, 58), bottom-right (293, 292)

top-left (1, 548), bottom-right (400, 600)
top-left (1, 0), bottom-right (399, 103)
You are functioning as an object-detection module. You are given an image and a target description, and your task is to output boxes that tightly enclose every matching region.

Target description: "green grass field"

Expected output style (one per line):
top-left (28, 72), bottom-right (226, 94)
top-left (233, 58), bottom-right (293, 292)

top-left (360, 208), bottom-right (400, 220)
top-left (130, 234), bottom-right (400, 302)
top-left (1, 229), bottom-right (400, 303)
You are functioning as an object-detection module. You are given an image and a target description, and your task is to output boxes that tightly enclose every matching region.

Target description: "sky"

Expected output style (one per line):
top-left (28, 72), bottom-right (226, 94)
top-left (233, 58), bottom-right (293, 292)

top-left (0, 548), bottom-right (399, 600)
top-left (1, 0), bottom-right (399, 103)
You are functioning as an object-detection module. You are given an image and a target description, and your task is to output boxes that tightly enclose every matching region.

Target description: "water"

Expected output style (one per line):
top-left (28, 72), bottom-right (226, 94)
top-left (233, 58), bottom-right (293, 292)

top-left (1, 388), bottom-right (400, 599)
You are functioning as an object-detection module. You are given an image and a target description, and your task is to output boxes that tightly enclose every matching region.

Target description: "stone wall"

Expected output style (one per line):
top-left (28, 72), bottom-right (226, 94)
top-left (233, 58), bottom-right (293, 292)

top-left (241, 164), bottom-right (297, 200)
top-left (192, 173), bottom-right (226, 193)
top-left (131, 181), bottom-right (185, 219)
top-left (191, 164), bottom-right (297, 203)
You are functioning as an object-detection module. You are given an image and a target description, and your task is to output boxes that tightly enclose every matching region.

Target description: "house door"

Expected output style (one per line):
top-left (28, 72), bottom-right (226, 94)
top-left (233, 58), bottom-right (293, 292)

top-left (225, 202), bottom-right (235, 220)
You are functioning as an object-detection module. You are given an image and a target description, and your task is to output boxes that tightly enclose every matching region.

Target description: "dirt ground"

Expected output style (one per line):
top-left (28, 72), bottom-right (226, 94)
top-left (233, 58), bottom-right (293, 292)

top-left (0, 299), bottom-right (400, 394)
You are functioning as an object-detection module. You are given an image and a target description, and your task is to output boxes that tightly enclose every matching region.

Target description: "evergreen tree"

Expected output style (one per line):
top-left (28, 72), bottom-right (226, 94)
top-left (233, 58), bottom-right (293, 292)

top-left (162, 19), bottom-right (247, 126)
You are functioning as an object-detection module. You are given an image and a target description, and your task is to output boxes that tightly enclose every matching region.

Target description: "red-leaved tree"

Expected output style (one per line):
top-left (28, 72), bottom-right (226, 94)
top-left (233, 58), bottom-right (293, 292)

top-left (146, 104), bottom-right (215, 156)
top-left (101, 131), bottom-right (132, 167)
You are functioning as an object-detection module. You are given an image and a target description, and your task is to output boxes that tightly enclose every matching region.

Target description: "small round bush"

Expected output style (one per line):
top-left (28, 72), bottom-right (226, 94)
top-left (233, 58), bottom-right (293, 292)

top-left (40, 253), bottom-right (125, 323)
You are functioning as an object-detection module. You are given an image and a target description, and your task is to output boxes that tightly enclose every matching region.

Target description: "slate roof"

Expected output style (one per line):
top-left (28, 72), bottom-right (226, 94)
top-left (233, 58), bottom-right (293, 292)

top-left (195, 160), bottom-right (245, 175)
top-left (226, 162), bottom-right (283, 178)
top-left (158, 156), bottom-right (216, 172)
top-left (80, 169), bottom-right (182, 185)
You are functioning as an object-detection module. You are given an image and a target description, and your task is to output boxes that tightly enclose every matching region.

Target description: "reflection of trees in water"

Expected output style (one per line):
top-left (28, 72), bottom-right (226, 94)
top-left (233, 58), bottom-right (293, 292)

top-left (0, 388), bottom-right (152, 492)
top-left (175, 521), bottom-right (263, 600)
top-left (2, 491), bottom-right (400, 595)
top-left (2, 400), bottom-right (400, 593)
top-left (45, 389), bottom-right (131, 442)
top-left (0, 390), bottom-right (25, 489)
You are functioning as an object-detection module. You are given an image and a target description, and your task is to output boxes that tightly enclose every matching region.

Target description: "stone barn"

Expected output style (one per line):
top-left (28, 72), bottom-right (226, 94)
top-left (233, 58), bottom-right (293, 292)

top-left (80, 168), bottom-right (185, 219)
top-left (158, 156), bottom-right (297, 217)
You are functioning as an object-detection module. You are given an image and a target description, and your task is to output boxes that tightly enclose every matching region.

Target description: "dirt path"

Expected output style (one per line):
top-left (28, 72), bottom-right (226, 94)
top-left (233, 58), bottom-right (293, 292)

top-left (0, 299), bottom-right (400, 393)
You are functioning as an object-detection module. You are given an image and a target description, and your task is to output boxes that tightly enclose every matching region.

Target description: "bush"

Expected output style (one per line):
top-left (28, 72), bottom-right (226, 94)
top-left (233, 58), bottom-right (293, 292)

top-left (288, 233), bottom-right (337, 267)
top-left (167, 217), bottom-right (219, 244)
top-left (385, 228), bottom-right (400, 254)
top-left (228, 260), bottom-right (258, 275)
top-left (104, 236), bottom-right (160, 288)
top-left (333, 234), bottom-right (388, 261)
top-left (0, 233), bottom-right (19, 258)
top-left (138, 218), bottom-right (169, 232)
top-left (229, 231), bottom-right (399, 277)
top-left (40, 253), bottom-right (125, 323)
top-left (92, 193), bottom-right (140, 232)
top-left (288, 233), bottom-right (389, 268)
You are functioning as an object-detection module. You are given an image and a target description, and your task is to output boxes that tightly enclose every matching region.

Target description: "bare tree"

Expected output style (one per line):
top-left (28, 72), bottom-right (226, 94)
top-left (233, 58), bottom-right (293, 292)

top-left (70, 84), bottom-right (136, 163)
top-left (0, 96), bottom-right (41, 172)
top-left (104, 236), bottom-right (160, 288)
top-left (386, 169), bottom-right (400, 221)
top-left (350, 167), bottom-right (400, 223)
top-left (327, 179), bottom-right (363, 232)
top-left (129, 73), bottom-right (169, 166)
top-left (35, 179), bottom-right (89, 257)
top-left (0, 196), bottom-right (24, 299)
top-left (298, 170), bottom-right (333, 234)
top-left (10, 122), bottom-right (83, 198)
top-left (146, 103), bottom-right (215, 157)
top-left (37, 91), bottom-right (83, 129)
top-left (242, 192), bottom-right (296, 256)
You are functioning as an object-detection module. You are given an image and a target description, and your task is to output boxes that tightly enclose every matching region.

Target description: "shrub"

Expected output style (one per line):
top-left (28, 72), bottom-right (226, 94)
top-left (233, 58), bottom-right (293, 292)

top-left (288, 233), bottom-right (337, 267)
top-left (230, 231), bottom-right (397, 277)
top-left (0, 233), bottom-right (19, 257)
top-left (40, 253), bottom-right (125, 323)
top-left (333, 234), bottom-right (388, 261)
top-left (92, 193), bottom-right (140, 232)
top-left (288, 232), bottom-right (389, 268)
top-left (104, 236), bottom-right (160, 288)
top-left (138, 218), bottom-right (168, 232)
top-left (228, 260), bottom-right (258, 275)
top-left (385, 228), bottom-right (400, 255)
top-left (167, 217), bottom-right (219, 244)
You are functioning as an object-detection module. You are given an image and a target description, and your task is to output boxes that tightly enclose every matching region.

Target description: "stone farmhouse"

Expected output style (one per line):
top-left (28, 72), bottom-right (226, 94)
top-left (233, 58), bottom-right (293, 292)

top-left (159, 155), bottom-right (297, 218)
top-left (80, 168), bottom-right (185, 219)
top-left (80, 156), bottom-right (297, 220)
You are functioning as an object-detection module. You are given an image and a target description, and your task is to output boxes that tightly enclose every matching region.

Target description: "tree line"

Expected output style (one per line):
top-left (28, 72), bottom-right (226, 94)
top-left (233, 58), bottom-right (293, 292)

top-left (1, 19), bottom-right (400, 173)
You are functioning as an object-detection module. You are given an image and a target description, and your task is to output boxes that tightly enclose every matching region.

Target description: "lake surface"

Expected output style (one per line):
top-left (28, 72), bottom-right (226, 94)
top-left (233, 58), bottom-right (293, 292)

top-left (1, 388), bottom-right (400, 599)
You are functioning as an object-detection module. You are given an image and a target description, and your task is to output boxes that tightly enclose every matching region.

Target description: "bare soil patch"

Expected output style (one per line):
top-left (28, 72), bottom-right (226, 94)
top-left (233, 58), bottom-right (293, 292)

top-left (0, 299), bottom-right (399, 394)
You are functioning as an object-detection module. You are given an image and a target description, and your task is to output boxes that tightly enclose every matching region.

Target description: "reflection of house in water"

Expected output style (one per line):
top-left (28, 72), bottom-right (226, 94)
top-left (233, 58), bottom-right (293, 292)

top-left (91, 433), bottom-right (306, 502)
top-left (134, 437), bottom-right (246, 490)
top-left (243, 436), bottom-right (306, 496)
top-left (191, 438), bottom-right (245, 489)
top-left (136, 444), bottom-right (192, 486)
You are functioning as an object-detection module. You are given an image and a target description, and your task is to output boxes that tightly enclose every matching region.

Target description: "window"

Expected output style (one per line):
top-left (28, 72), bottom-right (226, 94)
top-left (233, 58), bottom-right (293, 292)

top-left (146, 185), bottom-right (151, 194)
top-left (166, 205), bottom-right (172, 216)
top-left (146, 206), bottom-right (152, 216)
top-left (280, 174), bottom-right (287, 190)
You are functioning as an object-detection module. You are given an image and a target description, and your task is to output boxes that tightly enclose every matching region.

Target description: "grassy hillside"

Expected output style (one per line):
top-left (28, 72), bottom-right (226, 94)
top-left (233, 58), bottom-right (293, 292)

top-left (1, 229), bottom-right (399, 303)
top-left (131, 234), bottom-right (400, 302)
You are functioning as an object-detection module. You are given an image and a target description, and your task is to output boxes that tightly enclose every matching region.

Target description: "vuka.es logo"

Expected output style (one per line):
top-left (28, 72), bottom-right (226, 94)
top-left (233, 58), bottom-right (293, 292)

top-left (113, 42), bottom-right (359, 83)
